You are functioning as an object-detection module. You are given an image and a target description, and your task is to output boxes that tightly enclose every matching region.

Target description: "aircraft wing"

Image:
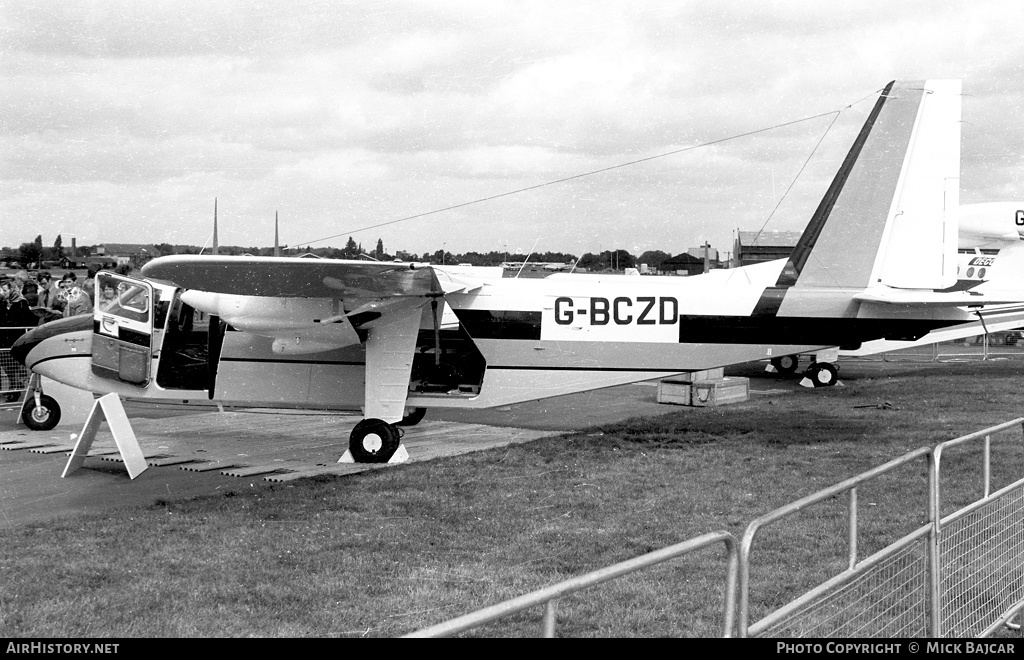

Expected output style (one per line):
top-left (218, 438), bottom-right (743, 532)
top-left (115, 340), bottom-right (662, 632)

top-left (143, 255), bottom-right (501, 425)
top-left (143, 255), bottom-right (494, 360)
top-left (142, 255), bottom-right (440, 298)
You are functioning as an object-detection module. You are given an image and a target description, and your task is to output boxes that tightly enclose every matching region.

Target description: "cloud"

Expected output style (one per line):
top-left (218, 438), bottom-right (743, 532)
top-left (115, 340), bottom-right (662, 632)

top-left (2, 1), bottom-right (1023, 256)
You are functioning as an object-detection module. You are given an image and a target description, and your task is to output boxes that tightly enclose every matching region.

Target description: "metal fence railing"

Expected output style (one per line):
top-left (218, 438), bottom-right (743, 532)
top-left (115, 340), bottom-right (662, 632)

top-left (933, 421), bottom-right (1024, 637)
top-left (739, 447), bottom-right (936, 638)
top-left (742, 419), bottom-right (1024, 638)
top-left (405, 421), bottom-right (1024, 638)
top-left (403, 531), bottom-right (739, 638)
top-left (0, 327), bottom-right (33, 405)
top-left (848, 335), bottom-right (1024, 364)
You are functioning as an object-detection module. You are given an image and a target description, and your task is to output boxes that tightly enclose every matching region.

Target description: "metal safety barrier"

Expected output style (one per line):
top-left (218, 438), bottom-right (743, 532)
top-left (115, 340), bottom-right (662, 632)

top-left (740, 418), bottom-right (1024, 638)
top-left (406, 420), bottom-right (1024, 638)
top-left (934, 420), bottom-right (1024, 637)
top-left (850, 335), bottom-right (1024, 363)
top-left (739, 447), bottom-right (937, 637)
top-left (0, 327), bottom-right (33, 405)
top-left (403, 531), bottom-right (739, 638)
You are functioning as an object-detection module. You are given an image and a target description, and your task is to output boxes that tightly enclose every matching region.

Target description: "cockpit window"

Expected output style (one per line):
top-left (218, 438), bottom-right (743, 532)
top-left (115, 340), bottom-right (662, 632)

top-left (97, 273), bottom-right (150, 323)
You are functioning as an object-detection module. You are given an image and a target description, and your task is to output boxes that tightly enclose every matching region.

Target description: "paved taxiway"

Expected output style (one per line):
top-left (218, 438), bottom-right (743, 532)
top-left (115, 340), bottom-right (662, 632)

top-left (1, 377), bottom-right (705, 528)
top-left (2, 356), bottom-right (964, 529)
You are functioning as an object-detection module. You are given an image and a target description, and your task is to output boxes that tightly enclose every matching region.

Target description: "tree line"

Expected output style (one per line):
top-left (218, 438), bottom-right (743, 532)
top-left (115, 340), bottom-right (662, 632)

top-left (3, 234), bottom-right (678, 272)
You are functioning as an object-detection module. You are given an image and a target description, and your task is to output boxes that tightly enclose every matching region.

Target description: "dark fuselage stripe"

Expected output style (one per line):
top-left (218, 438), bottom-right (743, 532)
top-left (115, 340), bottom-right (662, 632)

top-left (453, 307), bottom-right (960, 349)
top-left (26, 353), bottom-right (92, 370)
top-left (677, 316), bottom-right (959, 349)
top-left (218, 357), bottom-right (365, 366)
top-left (485, 365), bottom-right (691, 372)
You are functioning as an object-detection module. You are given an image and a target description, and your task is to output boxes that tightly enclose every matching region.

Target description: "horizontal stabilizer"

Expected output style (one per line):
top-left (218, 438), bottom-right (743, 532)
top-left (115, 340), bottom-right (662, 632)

top-left (854, 286), bottom-right (1024, 307)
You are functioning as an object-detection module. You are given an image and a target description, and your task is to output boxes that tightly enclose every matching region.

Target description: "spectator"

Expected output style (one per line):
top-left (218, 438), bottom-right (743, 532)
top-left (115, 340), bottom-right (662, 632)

top-left (99, 282), bottom-right (118, 310)
top-left (0, 279), bottom-right (37, 327)
top-left (20, 273), bottom-right (39, 307)
top-left (83, 266), bottom-right (99, 306)
top-left (35, 271), bottom-right (56, 309)
top-left (61, 280), bottom-right (93, 318)
top-left (55, 272), bottom-right (78, 312)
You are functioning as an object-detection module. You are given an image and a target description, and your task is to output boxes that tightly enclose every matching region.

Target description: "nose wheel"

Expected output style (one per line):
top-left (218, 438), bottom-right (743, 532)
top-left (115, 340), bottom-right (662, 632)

top-left (348, 418), bottom-right (402, 463)
top-left (22, 393), bottom-right (61, 431)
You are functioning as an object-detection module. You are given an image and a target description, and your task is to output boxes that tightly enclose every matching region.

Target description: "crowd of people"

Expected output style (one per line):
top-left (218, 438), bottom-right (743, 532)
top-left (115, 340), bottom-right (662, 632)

top-left (0, 267), bottom-right (100, 328)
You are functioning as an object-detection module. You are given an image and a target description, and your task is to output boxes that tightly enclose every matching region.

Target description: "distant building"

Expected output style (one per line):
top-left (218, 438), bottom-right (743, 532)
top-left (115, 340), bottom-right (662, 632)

top-left (732, 231), bottom-right (801, 267)
top-left (0, 247), bottom-right (18, 267)
top-left (93, 243), bottom-right (163, 267)
top-left (662, 248), bottom-right (721, 276)
top-left (500, 262), bottom-right (576, 278)
top-left (686, 246), bottom-right (719, 262)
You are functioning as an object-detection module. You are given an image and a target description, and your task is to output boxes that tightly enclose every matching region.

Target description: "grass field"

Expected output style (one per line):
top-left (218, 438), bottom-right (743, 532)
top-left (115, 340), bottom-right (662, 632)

top-left (1, 357), bottom-right (1023, 637)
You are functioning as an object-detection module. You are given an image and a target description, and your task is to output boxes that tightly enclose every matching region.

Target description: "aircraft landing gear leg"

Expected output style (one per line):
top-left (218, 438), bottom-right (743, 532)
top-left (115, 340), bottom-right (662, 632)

top-left (807, 362), bottom-right (839, 388)
top-left (348, 418), bottom-right (403, 463)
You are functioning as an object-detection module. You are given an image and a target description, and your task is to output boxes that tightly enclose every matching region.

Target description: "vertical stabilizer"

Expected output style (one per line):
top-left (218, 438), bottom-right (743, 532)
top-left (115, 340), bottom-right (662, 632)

top-left (777, 80), bottom-right (961, 294)
top-left (870, 80), bottom-right (961, 289)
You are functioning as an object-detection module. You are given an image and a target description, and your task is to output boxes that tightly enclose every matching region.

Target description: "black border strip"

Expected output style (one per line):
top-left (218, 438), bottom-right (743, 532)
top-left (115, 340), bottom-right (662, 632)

top-left (219, 357), bottom-right (365, 366)
top-left (25, 353), bottom-right (92, 370)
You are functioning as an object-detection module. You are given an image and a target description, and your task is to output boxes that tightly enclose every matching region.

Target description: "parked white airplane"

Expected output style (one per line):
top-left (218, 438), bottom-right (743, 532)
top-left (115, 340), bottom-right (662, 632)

top-left (15, 80), bottom-right (1022, 462)
top-left (959, 202), bottom-right (1024, 249)
top-left (768, 201), bottom-right (1024, 382)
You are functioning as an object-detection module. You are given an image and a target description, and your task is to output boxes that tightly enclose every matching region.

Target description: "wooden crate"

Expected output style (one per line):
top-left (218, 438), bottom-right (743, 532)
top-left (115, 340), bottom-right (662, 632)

top-left (657, 379), bottom-right (692, 405)
top-left (689, 377), bottom-right (749, 407)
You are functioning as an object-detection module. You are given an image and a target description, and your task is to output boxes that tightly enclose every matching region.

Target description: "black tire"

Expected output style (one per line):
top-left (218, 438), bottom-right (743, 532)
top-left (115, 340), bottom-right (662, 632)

top-left (809, 362), bottom-right (839, 388)
top-left (396, 407), bottom-right (427, 427)
top-left (23, 394), bottom-right (61, 431)
top-left (771, 355), bottom-right (799, 375)
top-left (349, 418), bottom-right (401, 463)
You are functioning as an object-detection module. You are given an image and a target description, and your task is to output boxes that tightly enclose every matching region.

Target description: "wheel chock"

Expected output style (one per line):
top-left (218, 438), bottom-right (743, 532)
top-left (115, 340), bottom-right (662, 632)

top-left (338, 444), bottom-right (409, 464)
top-left (799, 378), bottom-right (846, 389)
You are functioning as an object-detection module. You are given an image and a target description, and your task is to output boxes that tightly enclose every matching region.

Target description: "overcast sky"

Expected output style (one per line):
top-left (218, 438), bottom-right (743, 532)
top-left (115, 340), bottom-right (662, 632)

top-left (2, 1), bottom-right (1022, 259)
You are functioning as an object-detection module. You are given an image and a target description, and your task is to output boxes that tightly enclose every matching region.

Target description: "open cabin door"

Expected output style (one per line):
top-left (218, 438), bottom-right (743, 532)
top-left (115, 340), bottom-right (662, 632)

top-left (92, 273), bottom-right (155, 387)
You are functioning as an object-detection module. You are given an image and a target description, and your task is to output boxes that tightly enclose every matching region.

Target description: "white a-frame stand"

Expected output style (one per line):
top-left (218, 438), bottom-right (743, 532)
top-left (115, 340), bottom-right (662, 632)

top-left (62, 393), bottom-right (148, 480)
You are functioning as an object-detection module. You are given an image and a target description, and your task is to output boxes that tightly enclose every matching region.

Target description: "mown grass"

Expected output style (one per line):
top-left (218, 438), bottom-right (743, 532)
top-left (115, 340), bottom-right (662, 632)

top-left (1, 359), bottom-right (1023, 637)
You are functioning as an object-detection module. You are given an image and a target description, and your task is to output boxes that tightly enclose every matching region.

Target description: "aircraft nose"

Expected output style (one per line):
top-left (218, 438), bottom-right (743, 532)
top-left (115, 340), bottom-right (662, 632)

top-left (10, 328), bottom-right (40, 366)
top-left (9, 314), bottom-right (93, 368)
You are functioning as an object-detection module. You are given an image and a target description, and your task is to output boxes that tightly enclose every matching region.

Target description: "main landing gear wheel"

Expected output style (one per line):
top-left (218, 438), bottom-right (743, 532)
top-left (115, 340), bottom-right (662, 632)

top-left (770, 355), bottom-right (799, 375)
top-left (808, 362), bottom-right (839, 388)
top-left (349, 418), bottom-right (402, 463)
top-left (22, 394), bottom-right (61, 431)
top-left (396, 407), bottom-right (427, 427)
